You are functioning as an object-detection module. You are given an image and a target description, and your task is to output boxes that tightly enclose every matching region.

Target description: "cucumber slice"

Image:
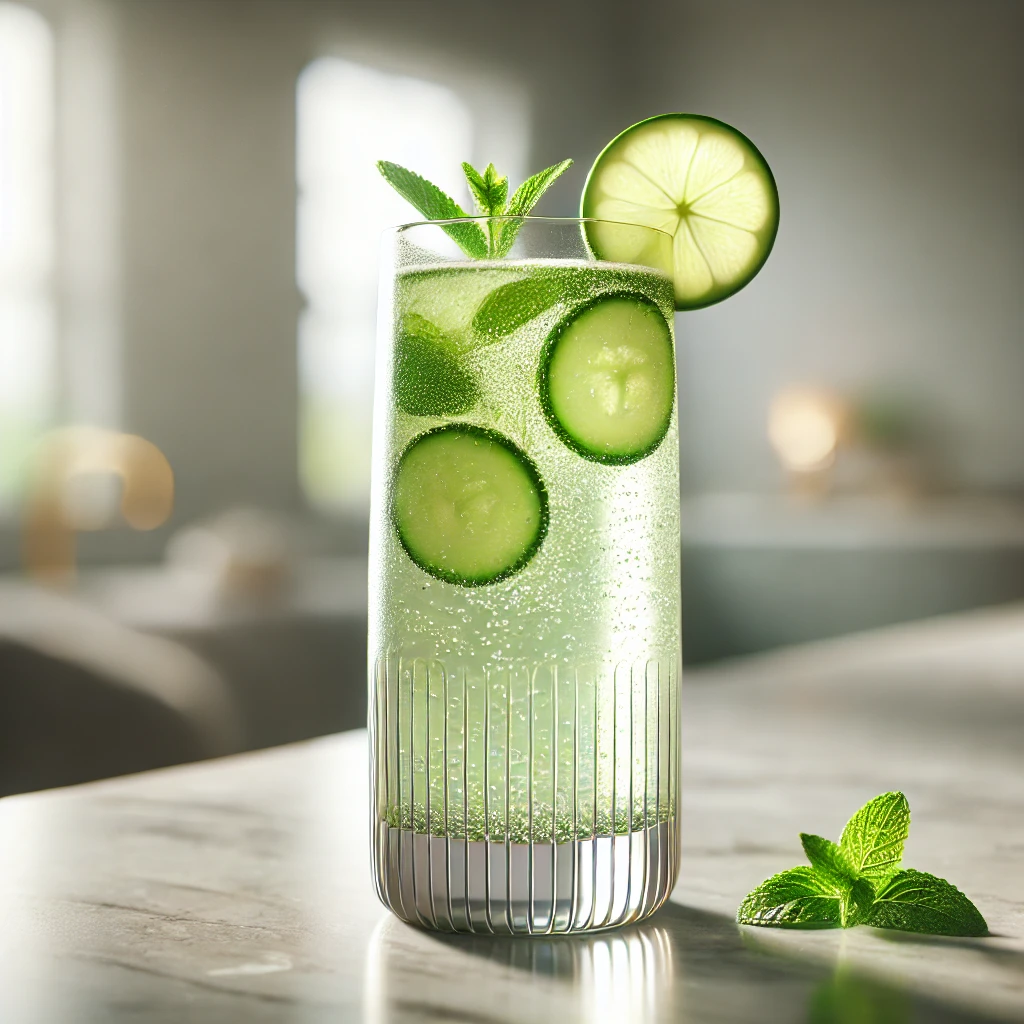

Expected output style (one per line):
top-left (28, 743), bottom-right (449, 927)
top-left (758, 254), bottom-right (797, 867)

top-left (391, 424), bottom-right (548, 586)
top-left (394, 313), bottom-right (478, 417)
top-left (581, 113), bottom-right (779, 310)
top-left (539, 293), bottom-right (674, 464)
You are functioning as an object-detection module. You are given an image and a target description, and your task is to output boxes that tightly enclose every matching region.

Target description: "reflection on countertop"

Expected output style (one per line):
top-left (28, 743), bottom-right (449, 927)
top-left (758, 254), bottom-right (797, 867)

top-left (0, 603), bottom-right (1022, 1022)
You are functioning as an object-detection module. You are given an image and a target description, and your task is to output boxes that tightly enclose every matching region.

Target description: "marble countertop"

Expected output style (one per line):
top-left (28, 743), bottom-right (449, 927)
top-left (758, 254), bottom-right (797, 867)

top-left (1, 605), bottom-right (1023, 1022)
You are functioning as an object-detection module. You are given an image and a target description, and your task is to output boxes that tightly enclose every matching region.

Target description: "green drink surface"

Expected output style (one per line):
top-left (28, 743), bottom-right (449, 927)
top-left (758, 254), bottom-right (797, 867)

top-left (369, 258), bottom-right (681, 842)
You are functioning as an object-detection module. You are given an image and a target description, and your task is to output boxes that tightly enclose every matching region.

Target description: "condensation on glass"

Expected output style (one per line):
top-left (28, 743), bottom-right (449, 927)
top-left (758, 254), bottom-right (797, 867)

top-left (368, 218), bottom-right (681, 934)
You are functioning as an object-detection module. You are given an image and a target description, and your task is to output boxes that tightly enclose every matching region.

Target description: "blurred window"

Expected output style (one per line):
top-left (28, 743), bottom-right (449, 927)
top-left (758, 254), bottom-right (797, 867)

top-left (296, 58), bottom-right (475, 512)
top-left (0, 4), bottom-right (54, 512)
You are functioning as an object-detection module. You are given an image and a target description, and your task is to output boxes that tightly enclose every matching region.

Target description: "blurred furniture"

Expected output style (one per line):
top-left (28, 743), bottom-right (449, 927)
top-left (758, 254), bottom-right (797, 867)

top-left (0, 584), bottom-right (241, 797)
top-left (74, 557), bottom-right (369, 750)
top-left (34, 490), bottom-right (1024, 761)
top-left (1, 605), bottom-right (1021, 1022)
top-left (682, 492), bottom-right (1024, 663)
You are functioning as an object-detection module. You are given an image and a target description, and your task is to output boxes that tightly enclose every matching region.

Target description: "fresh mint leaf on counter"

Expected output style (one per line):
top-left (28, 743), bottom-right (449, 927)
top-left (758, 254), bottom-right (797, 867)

top-left (738, 866), bottom-right (873, 929)
top-left (800, 833), bottom-right (854, 878)
top-left (839, 790), bottom-right (910, 886)
top-left (737, 792), bottom-right (988, 937)
top-left (867, 870), bottom-right (989, 937)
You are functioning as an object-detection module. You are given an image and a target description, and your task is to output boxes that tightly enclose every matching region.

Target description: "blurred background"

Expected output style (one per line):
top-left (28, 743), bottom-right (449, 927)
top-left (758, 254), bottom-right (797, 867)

top-left (1, 0), bottom-right (1022, 794)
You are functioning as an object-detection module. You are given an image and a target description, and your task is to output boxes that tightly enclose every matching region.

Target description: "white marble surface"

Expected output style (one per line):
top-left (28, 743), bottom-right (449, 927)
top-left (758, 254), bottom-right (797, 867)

top-left (1, 605), bottom-right (1023, 1022)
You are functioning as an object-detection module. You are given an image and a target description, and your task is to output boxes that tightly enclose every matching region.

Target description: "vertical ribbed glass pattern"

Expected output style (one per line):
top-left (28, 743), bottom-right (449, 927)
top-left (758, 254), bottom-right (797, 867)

top-left (370, 653), bottom-right (679, 933)
top-left (368, 220), bottom-right (681, 934)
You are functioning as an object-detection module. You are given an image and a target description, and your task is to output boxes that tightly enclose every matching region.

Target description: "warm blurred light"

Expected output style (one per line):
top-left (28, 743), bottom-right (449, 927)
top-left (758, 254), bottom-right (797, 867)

top-left (768, 387), bottom-right (843, 473)
top-left (22, 427), bottom-right (174, 581)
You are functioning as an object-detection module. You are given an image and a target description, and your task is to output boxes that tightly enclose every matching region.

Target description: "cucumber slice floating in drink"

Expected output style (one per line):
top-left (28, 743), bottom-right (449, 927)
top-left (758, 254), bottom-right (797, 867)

top-left (391, 424), bottom-right (548, 586)
top-left (581, 113), bottom-right (779, 310)
top-left (539, 293), bottom-right (674, 464)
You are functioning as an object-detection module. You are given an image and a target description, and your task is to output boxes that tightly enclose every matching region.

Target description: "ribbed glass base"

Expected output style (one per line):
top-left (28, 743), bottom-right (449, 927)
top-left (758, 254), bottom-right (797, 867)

top-left (372, 818), bottom-right (679, 935)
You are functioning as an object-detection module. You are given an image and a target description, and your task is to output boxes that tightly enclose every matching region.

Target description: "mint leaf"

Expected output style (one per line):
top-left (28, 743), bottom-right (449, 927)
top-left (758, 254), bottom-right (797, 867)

top-left (393, 313), bottom-right (478, 416)
top-left (505, 159), bottom-right (573, 218)
top-left (868, 869), bottom-right (988, 937)
top-left (463, 162), bottom-right (507, 217)
top-left (839, 792), bottom-right (910, 885)
top-left (472, 276), bottom-right (563, 338)
top-left (494, 158), bottom-right (574, 257)
top-left (399, 312), bottom-right (454, 353)
top-left (739, 792), bottom-right (987, 937)
top-left (737, 866), bottom-right (873, 929)
top-left (801, 833), bottom-right (855, 879)
top-left (463, 162), bottom-right (510, 257)
top-left (376, 160), bottom-right (487, 259)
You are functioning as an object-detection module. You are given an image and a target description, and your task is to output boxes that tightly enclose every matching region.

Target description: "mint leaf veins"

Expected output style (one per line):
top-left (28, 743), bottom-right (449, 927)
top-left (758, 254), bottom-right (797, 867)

top-left (738, 866), bottom-right (873, 929)
top-left (839, 790), bottom-right (910, 886)
top-left (800, 833), bottom-right (855, 878)
top-left (868, 870), bottom-right (988, 937)
top-left (737, 792), bottom-right (988, 937)
top-left (377, 157), bottom-right (573, 260)
top-left (376, 161), bottom-right (487, 259)
top-left (471, 276), bottom-right (563, 338)
top-left (462, 162), bottom-right (508, 221)
top-left (492, 158), bottom-right (573, 257)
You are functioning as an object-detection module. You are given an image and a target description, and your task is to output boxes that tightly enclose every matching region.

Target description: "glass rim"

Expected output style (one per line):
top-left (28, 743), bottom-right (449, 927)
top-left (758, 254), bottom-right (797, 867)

top-left (386, 215), bottom-right (674, 240)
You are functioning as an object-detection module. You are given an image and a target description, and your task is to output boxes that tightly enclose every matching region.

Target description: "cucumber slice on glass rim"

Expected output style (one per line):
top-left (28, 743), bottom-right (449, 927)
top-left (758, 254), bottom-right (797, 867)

top-left (539, 292), bottom-right (674, 465)
top-left (581, 113), bottom-right (779, 310)
top-left (391, 424), bottom-right (548, 586)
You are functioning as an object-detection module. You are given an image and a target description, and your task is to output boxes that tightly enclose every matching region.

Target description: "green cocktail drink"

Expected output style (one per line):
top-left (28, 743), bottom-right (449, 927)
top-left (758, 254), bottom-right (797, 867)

top-left (369, 118), bottom-right (779, 934)
top-left (370, 221), bottom-right (681, 933)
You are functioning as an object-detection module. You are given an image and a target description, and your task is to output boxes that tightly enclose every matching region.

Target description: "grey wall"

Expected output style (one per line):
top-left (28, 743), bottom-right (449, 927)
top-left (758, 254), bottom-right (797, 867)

top-left (111, 0), bottom-right (1024, 519)
top-left (12, 0), bottom-right (1024, 572)
top-left (111, 0), bottom-right (636, 529)
top-left (637, 0), bottom-right (1024, 494)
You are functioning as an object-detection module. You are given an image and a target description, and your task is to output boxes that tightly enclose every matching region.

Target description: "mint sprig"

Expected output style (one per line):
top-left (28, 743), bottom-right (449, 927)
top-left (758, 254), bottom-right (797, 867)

top-left (376, 158), bottom-right (573, 259)
top-left (504, 159), bottom-right (573, 218)
top-left (376, 161), bottom-right (487, 259)
top-left (737, 792), bottom-right (988, 937)
top-left (462, 162), bottom-right (508, 221)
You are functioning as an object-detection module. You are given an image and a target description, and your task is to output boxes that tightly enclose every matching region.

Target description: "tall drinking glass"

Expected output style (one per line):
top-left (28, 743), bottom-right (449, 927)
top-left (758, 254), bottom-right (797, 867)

top-left (369, 217), bottom-right (680, 934)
